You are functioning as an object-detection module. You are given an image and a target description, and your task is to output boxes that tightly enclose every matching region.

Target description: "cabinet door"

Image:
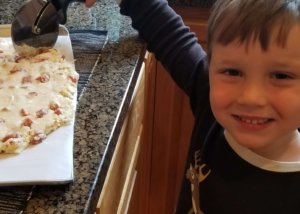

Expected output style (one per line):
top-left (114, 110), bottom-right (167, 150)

top-left (127, 52), bottom-right (156, 214)
top-left (149, 60), bottom-right (194, 214)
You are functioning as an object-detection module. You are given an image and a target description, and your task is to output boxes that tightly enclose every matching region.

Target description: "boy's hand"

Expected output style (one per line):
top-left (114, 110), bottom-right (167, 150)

top-left (85, 0), bottom-right (96, 7)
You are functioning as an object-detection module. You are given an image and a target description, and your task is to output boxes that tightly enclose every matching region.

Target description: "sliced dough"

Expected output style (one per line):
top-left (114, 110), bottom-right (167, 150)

top-left (0, 39), bottom-right (78, 154)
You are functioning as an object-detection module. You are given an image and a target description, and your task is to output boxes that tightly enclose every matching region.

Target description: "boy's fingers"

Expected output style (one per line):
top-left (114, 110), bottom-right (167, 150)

top-left (85, 0), bottom-right (96, 7)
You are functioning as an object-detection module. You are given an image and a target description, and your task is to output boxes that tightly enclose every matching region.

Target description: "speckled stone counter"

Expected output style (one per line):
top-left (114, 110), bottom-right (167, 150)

top-left (0, 0), bottom-right (212, 213)
top-left (1, 0), bottom-right (144, 213)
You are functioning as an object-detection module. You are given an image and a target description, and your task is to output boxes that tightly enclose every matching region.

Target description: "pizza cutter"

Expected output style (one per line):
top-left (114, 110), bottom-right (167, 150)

top-left (11, 0), bottom-right (85, 49)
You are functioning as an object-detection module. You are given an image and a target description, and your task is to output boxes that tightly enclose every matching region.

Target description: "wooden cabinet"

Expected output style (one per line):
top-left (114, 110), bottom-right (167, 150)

top-left (96, 61), bottom-right (145, 214)
top-left (145, 53), bottom-right (194, 214)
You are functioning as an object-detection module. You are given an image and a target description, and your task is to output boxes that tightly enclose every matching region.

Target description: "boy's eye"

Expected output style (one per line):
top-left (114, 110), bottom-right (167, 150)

top-left (222, 69), bottom-right (242, 76)
top-left (271, 72), bottom-right (293, 80)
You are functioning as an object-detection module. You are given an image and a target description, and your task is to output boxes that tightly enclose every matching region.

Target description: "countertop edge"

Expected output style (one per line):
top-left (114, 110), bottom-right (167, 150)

top-left (85, 45), bottom-right (147, 213)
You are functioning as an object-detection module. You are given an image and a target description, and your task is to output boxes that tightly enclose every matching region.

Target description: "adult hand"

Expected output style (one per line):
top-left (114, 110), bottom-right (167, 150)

top-left (85, 0), bottom-right (96, 7)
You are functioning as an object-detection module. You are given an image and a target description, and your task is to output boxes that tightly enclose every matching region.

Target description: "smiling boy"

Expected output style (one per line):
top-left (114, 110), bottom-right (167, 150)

top-left (208, 2), bottom-right (300, 163)
top-left (87, 0), bottom-right (300, 213)
top-left (210, 26), bottom-right (300, 161)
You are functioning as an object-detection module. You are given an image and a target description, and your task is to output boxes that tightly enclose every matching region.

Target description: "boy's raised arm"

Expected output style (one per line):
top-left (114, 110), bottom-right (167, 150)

top-left (84, 0), bottom-right (209, 110)
top-left (119, 0), bottom-right (208, 98)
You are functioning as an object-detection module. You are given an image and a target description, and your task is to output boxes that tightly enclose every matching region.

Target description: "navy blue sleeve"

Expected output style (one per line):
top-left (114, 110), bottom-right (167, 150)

top-left (120, 0), bottom-right (210, 115)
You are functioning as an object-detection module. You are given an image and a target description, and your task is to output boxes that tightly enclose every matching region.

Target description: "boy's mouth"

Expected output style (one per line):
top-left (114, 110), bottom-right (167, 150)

top-left (233, 115), bottom-right (274, 125)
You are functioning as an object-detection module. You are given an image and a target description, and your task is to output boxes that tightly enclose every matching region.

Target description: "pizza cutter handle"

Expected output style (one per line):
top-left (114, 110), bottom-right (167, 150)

top-left (51, 0), bottom-right (86, 24)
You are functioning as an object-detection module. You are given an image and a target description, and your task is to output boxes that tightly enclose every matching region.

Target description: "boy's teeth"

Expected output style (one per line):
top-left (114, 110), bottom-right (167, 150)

top-left (239, 117), bottom-right (269, 124)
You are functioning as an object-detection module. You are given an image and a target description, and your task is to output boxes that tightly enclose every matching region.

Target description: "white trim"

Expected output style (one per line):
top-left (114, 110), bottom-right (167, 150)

top-left (224, 130), bottom-right (300, 173)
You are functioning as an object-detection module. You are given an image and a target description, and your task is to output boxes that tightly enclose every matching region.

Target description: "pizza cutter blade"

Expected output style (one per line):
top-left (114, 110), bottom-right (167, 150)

top-left (11, 0), bottom-right (59, 49)
top-left (11, 0), bottom-right (86, 51)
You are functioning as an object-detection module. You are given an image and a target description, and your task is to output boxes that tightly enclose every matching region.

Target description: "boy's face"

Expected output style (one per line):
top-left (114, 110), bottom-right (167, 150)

top-left (209, 24), bottom-right (300, 158)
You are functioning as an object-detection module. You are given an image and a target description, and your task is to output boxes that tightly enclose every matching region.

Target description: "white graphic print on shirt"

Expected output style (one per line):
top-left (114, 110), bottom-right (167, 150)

top-left (186, 150), bottom-right (211, 214)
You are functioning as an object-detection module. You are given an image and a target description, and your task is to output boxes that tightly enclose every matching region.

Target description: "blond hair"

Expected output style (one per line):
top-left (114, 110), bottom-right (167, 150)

top-left (207, 0), bottom-right (300, 60)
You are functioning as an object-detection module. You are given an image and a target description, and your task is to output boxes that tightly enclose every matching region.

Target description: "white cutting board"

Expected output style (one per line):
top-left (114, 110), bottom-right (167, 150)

top-left (0, 25), bottom-right (75, 185)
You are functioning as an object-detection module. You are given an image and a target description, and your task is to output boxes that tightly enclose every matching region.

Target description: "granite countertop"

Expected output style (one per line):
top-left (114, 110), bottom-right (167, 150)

top-left (0, 0), bottom-right (214, 213)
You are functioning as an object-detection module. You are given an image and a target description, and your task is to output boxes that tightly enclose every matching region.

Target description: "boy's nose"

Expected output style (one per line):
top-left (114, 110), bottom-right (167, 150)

top-left (236, 82), bottom-right (267, 107)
